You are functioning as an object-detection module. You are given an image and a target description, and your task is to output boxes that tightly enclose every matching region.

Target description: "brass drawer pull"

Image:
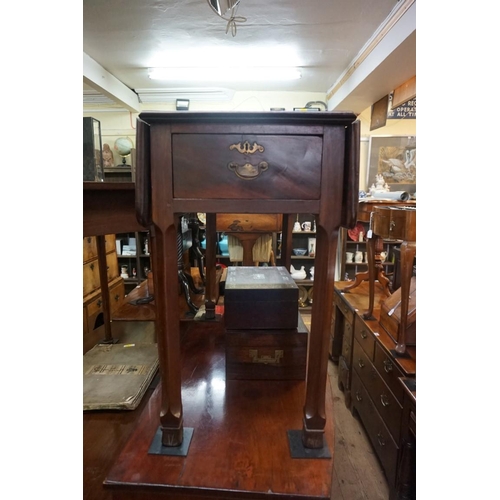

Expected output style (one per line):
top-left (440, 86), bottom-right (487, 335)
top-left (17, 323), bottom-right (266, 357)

top-left (377, 432), bottom-right (386, 447)
top-left (383, 359), bottom-right (393, 373)
top-left (355, 391), bottom-right (362, 402)
top-left (358, 359), bottom-right (365, 368)
top-left (360, 330), bottom-right (367, 339)
top-left (228, 161), bottom-right (269, 180)
top-left (90, 263), bottom-right (94, 271)
top-left (97, 299), bottom-right (102, 307)
top-left (114, 294), bottom-right (120, 301)
top-left (87, 237), bottom-right (92, 243)
top-left (380, 393), bottom-right (390, 407)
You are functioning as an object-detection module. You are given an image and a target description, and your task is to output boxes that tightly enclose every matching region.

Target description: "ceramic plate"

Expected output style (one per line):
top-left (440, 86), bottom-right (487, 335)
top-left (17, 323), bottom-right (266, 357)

top-left (197, 212), bottom-right (206, 225)
top-left (348, 222), bottom-right (365, 241)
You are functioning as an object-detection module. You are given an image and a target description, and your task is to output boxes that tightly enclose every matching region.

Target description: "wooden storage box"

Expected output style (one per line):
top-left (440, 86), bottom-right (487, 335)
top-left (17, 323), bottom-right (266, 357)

top-left (379, 277), bottom-right (416, 346)
top-left (224, 266), bottom-right (299, 330)
top-left (225, 313), bottom-right (308, 380)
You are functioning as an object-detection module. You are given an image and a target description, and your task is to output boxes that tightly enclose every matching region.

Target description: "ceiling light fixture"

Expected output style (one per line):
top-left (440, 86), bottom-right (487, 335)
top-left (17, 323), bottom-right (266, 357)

top-left (148, 67), bottom-right (301, 82)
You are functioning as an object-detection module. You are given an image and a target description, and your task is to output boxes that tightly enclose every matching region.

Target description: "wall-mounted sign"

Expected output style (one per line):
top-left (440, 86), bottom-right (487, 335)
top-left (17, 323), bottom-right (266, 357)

top-left (388, 93), bottom-right (416, 119)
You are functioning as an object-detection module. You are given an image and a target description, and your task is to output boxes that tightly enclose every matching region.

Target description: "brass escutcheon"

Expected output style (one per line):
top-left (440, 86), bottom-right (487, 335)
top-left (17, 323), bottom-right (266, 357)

top-left (249, 349), bottom-right (283, 365)
top-left (228, 161), bottom-right (269, 180)
top-left (229, 140), bottom-right (264, 154)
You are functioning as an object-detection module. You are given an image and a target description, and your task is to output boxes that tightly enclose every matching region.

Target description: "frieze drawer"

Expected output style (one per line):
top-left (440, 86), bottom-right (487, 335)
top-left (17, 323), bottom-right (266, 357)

top-left (172, 134), bottom-right (322, 200)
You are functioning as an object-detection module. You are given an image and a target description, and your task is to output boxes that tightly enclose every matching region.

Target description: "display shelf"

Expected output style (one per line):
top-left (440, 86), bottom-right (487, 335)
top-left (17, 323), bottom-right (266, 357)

top-left (290, 214), bottom-right (317, 310)
top-left (115, 230), bottom-right (151, 294)
top-left (339, 223), bottom-right (402, 283)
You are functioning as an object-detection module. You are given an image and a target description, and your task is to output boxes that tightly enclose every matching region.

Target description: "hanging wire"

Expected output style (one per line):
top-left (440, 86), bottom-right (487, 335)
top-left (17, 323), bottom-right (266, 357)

top-left (207, 0), bottom-right (247, 37)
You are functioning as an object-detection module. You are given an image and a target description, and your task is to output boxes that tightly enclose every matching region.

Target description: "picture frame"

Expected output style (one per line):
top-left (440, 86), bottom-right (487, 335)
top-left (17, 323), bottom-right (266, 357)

top-left (367, 135), bottom-right (416, 194)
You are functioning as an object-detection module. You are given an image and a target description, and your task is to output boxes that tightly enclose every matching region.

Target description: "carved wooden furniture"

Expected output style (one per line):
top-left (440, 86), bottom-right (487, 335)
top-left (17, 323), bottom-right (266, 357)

top-left (339, 200), bottom-right (415, 291)
top-left (133, 111), bottom-right (360, 452)
top-left (332, 280), bottom-right (416, 498)
top-left (333, 280), bottom-right (386, 405)
top-left (83, 182), bottom-right (148, 346)
top-left (364, 206), bottom-right (416, 356)
top-left (83, 233), bottom-right (124, 345)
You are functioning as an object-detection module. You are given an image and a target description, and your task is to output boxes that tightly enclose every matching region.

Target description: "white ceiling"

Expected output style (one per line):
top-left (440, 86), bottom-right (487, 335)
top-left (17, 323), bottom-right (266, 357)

top-left (83, 0), bottom-right (416, 114)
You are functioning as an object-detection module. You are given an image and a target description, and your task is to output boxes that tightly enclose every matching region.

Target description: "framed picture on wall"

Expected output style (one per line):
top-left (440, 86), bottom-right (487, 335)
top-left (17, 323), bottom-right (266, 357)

top-left (367, 136), bottom-right (416, 194)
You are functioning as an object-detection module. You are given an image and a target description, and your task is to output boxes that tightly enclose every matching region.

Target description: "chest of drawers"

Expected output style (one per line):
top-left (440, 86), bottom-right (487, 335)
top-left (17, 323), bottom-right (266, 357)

top-left (351, 313), bottom-right (415, 491)
top-left (83, 234), bottom-right (123, 339)
top-left (333, 281), bottom-right (385, 408)
top-left (333, 281), bottom-right (415, 496)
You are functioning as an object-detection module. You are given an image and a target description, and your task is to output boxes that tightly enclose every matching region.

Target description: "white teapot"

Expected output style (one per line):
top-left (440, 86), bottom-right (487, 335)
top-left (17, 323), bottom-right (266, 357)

top-left (293, 221), bottom-right (301, 232)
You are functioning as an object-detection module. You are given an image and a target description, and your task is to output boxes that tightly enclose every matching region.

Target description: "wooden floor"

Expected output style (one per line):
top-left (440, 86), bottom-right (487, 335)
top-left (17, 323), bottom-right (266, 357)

top-left (83, 317), bottom-right (389, 500)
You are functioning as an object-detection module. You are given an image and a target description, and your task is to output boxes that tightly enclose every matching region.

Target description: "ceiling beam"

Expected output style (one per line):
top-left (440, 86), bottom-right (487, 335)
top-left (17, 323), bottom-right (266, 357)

top-left (326, 0), bottom-right (416, 114)
top-left (83, 52), bottom-right (140, 112)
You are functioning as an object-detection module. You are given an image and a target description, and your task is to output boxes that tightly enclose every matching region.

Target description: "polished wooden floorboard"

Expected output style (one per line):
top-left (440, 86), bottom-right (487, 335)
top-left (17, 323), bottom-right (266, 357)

top-left (83, 319), bottom-right (389, 500)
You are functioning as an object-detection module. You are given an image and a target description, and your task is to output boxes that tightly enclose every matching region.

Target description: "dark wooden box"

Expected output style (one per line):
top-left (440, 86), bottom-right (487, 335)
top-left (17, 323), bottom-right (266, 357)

top-left (226, 313), bottom-right (308, 380)
top-left (224, 266), bottom-right (299, 330)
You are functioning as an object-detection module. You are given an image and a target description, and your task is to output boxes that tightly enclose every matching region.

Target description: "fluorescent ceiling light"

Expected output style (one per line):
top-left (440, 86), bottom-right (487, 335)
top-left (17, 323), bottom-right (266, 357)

top-left (149, 46), bottom-right (301, 68)
top-left (148, 67), bottom-right (301, 82)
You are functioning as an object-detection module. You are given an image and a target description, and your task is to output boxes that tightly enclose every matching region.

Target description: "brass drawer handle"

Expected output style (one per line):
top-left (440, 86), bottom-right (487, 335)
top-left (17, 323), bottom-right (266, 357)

top-left (87, 237), bottom-right (92, 243)
top-left (377, 432), bottom-right (386, 447)
top-left (114, 294), bottom-right (120, 301)
top-left (90, 263), bottom-right (94, 271)
top-left (383, 359), bottom-right (393, 373)
top-left (380, 393), bottom-right (390, 407)
top-left (228, 161), bottom-right (269, 180)
top-left (360, 330), bottom-right (367, 339)
top-left (358, 359), bottom-right (365, 368)
top-left (97, 299), bottom-right (102, 307)
top-left (355, 391), bottom-right (362, 402)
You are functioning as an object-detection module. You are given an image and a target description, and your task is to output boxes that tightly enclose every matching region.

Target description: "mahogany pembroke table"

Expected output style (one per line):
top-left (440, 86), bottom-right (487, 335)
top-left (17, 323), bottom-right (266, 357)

top-left (132, 111), bottom-right (360, 451)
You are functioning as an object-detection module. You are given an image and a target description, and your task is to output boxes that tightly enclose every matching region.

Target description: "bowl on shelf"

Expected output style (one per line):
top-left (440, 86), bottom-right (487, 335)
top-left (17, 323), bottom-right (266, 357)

top-left (293, 248), bottom-right (307, 256)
